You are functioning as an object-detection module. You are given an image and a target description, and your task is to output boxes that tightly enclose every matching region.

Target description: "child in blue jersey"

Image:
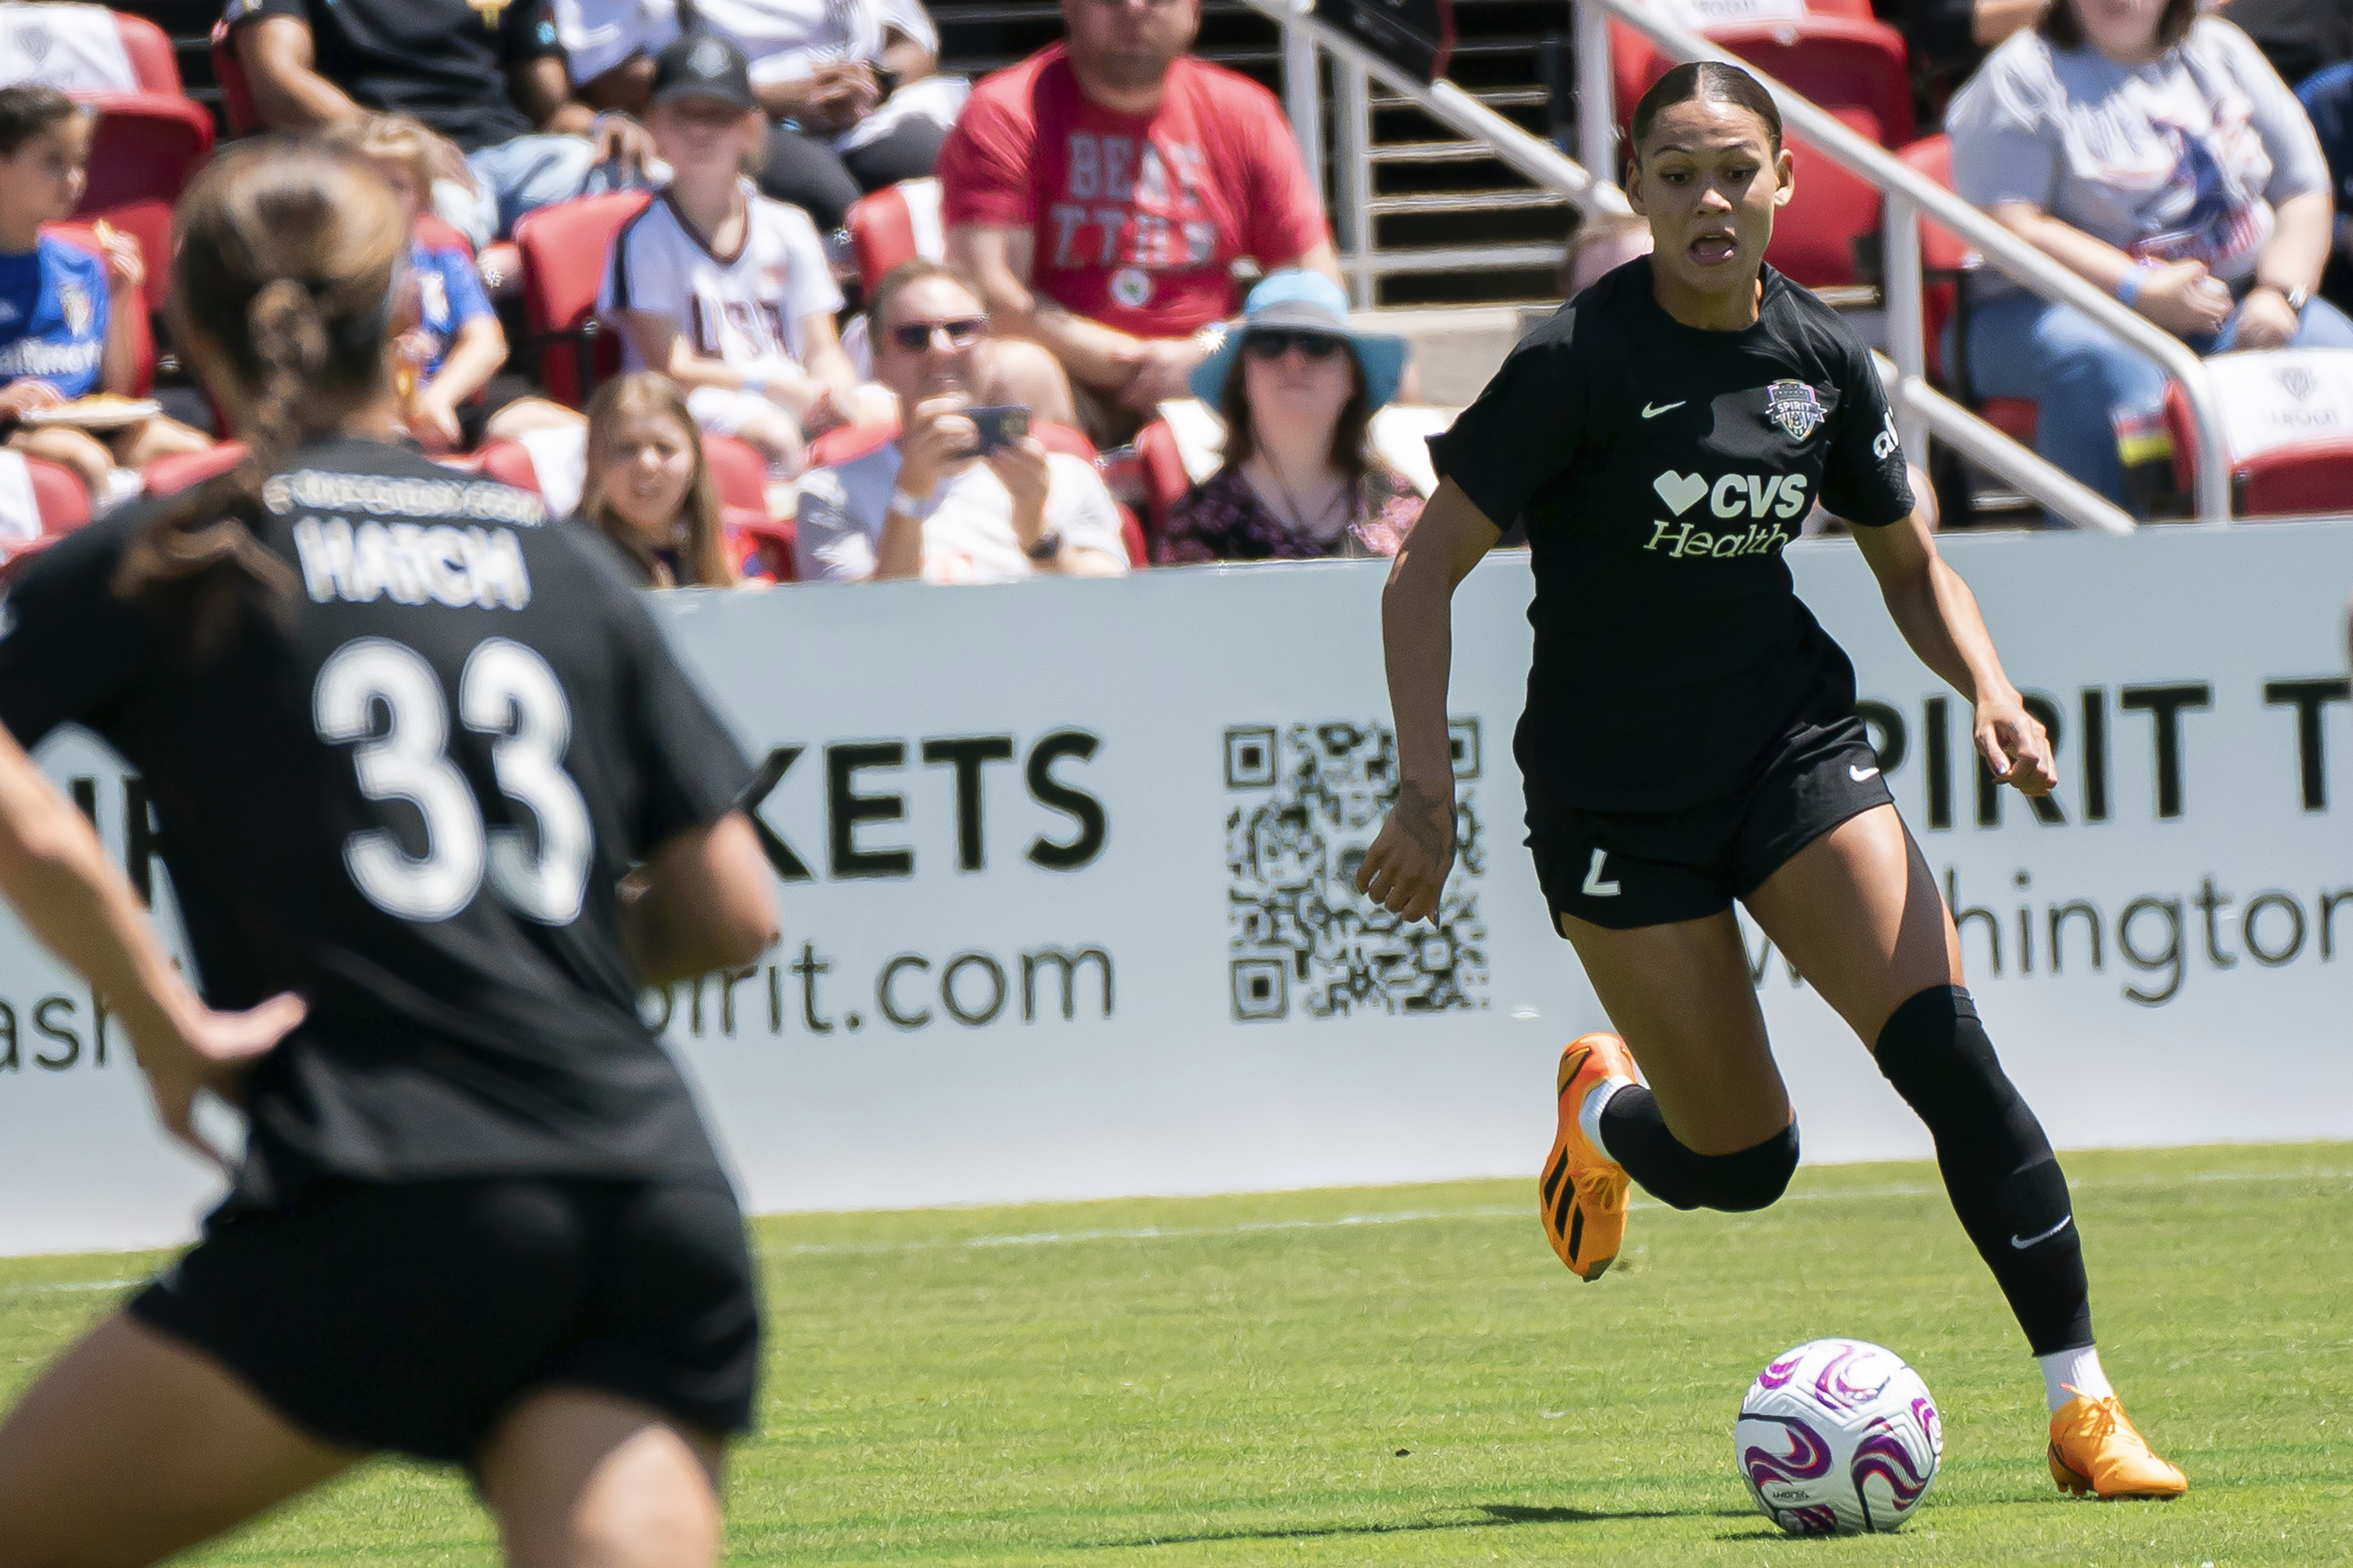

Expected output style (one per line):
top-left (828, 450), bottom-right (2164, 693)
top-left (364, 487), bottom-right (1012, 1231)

top-left (327, 115), bottom-right (582, 453)
top-left (0, 86), bottom-right (211, 498)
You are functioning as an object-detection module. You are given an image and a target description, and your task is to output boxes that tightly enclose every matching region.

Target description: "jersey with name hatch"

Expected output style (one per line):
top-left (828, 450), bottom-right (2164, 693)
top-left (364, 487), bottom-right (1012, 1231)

top-left (0, 437), bottom-right (753, 1200)
top-left (1429, 256), bottom-right (1913, 818)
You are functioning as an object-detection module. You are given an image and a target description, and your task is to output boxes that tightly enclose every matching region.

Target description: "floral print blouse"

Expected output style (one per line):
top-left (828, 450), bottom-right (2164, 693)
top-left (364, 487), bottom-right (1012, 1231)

top-left (1155, 465), bottom-right (1424, 563)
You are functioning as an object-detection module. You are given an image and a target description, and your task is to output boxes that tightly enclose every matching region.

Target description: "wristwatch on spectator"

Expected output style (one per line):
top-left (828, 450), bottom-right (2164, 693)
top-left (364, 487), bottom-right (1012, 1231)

top-left (2252, 279), bottom-right (2310, 312)
top-left (1024, 528), bottom-right (1064, 562)
top-left (889, 486), bottom-right (938, 522)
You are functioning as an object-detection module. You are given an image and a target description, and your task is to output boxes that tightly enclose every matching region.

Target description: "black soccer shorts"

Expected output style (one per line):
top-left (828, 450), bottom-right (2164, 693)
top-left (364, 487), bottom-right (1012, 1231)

top-left (1530, 712), bottom-right (1895, 932)
top-left (130, 1175), bottom-right (761, 1465)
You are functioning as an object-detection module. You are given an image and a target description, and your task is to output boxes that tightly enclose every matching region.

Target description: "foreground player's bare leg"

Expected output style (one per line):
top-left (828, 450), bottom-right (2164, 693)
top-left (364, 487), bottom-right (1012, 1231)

top-left (1558, 908), bottom-right (1785, 1156)
top-left (0, 1313), bottom-right (358, 1568)
top-left (479, 1390), bottom-right (725, 1568)
top-left (1742, 804), bottom-right (1959, 1043)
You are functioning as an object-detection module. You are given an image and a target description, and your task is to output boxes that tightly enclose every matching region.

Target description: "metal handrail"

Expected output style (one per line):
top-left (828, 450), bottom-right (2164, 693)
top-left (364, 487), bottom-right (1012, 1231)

top-left (1258, 0), bottom-right (1632, 221)
top-left (1588, 0), bottom-right (2230, 529)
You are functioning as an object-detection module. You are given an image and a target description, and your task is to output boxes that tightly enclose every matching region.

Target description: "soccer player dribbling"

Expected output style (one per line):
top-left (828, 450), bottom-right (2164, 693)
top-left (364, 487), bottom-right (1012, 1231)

top-left (0, 141), bottom-right (781, 1564)
top-left (1357, 61), bottom-right (2187, 1502)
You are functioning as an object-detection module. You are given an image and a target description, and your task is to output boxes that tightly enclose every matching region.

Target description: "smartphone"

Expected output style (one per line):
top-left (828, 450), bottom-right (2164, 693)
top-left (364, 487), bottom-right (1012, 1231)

top-left (966, 405), bottom-right (1031, 456)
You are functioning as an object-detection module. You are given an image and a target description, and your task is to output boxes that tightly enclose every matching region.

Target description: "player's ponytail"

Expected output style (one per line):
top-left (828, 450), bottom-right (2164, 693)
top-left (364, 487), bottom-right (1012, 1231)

top-left (112, 141), bottom-right (406, 653)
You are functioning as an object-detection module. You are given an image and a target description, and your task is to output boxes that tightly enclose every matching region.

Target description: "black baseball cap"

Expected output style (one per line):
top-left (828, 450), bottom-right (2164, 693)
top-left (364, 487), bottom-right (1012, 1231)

top-left (651, 31), bottom-right (756, 111)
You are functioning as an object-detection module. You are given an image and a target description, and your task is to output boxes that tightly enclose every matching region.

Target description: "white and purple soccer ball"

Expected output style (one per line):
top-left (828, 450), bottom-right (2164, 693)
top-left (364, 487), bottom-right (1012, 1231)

top-left (1734, 1338), bottom-right (1943, 1536)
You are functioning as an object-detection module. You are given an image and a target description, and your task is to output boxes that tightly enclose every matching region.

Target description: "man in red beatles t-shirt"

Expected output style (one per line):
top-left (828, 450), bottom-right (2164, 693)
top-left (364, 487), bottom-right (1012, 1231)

top-left (938, 0), bottom-right (1341, 443)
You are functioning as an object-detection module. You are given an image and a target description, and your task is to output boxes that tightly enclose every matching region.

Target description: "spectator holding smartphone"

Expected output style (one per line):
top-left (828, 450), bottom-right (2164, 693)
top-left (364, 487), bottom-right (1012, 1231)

top-left (0, 86), bottom-right (209, 499)
top-left (326, 114), bottom-right (581, 452)
top-left (575, 372), bottom-right (742, 586)
top-left (601, 32), bottom-right (878, 472)
top-left (937, 0), bottom-right (1342, 447)
top-left (795, 260), bottom-right (1128, 582)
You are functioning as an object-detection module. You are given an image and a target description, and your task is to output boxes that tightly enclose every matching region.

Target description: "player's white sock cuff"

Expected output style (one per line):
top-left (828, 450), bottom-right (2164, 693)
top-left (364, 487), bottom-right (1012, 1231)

top-left (1578, 1076), bottom-right (1635, 1161)
top-left (2038, 1345), bottom-right (2112, 1412)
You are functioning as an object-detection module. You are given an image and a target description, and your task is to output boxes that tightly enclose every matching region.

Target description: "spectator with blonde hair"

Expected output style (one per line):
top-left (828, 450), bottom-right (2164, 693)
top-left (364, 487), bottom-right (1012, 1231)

top-left (324, 114), bottom-right (581, 453)
top-left (576, 372), bottom-right (739, 587)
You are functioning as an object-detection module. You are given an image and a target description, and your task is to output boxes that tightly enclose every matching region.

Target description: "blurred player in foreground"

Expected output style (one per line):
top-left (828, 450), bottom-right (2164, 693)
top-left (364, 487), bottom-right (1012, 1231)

top-left (1356, 61), bottom-right (2185, 1501)
top-left (0, 139), bottom-right (778, 1565)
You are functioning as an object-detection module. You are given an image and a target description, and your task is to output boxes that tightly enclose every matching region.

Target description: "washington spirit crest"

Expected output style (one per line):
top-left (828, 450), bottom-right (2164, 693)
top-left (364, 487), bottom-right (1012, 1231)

top-left (1765, 379), bottom-right (1826, 442)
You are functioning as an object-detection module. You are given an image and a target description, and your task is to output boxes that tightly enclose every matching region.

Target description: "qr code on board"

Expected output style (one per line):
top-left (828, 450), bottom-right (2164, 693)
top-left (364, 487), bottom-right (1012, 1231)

top-left (1224, 720), bottom-right (1489, 1022)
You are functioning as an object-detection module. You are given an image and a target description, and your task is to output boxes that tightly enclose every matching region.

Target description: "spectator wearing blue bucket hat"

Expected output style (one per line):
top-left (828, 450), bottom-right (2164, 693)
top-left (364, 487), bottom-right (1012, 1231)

top-left (1158, 269), bottom-right (1421, 563)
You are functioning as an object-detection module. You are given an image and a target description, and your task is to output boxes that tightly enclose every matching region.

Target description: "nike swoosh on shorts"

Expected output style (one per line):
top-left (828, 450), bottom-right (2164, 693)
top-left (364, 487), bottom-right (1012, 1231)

top-left (1848, 765), bottom-right (1880, 781)
top-left (2010, 1215), bottom-right (2073, 1249)
top-left (1641, 401), bottom-right (1684, 418)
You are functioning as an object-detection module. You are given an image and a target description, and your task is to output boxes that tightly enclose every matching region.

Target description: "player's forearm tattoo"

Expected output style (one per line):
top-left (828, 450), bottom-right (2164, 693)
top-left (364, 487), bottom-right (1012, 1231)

top-left (1392, 779), bottom-right (1452, 860)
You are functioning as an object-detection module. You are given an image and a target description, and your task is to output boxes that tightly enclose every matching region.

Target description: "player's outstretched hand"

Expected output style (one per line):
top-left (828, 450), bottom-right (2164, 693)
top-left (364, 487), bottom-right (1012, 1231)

top-left (1356, 778), bottom-right (1457, 923)
top-left (138, 992), bottom-right (307, 1170)
top-left (1975, 695), bottom-right (2057, 797)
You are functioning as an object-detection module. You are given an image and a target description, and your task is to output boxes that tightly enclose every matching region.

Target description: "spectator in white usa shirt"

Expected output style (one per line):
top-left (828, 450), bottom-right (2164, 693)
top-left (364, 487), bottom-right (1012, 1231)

top-left (794, 261), bottom-right (1129, 583)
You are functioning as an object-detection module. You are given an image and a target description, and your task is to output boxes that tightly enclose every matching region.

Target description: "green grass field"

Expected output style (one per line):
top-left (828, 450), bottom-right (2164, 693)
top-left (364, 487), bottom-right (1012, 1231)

top-left (2, 1143), bottom-right (2347, 1565)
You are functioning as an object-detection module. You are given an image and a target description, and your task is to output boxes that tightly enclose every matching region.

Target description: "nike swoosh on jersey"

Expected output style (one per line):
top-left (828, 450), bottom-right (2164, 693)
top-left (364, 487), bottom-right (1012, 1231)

top-left (2010, 1215), bottom-right (2073, 1249)
top-left (1848, 765), bottom-right (1880, 781)
top-left (1641, 401), bottom-right (1685, 419)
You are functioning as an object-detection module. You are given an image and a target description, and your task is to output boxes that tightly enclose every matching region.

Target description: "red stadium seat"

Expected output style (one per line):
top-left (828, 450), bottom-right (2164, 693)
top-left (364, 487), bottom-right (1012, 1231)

top-left (142, 442), bottom-right (246, 496)
top-left (472, 439), bottom-right (539, 495)
top-left (1611, 14), bottom-right (1914, 154)
top-left (210, 19), bottom-right (258, 138)
top-left (42, 219), bottom-right (155, 393)
top-left (845, 178), bottom-right (944, 292)
top-left (2159, 382), bottom-right (2353, 518)
top-left (0, 456), bottom-right (94, 567)
top-left (805, 422), bottom-right (898, 469)
top-left (69, 93), bottom-right (215, 318)
top-left (26, 454), bottom-right (88, 535)
top-left (514, 190), bottom-right (652, 410)
top-left (1133, 417), bottom-right (1192, 552)
top-left (1769, 112), bottom-right (1883, 288)
top-left (108, 11), bottom-right (182, 93)
top-left (1897, 134), bottom-right (2037, 442)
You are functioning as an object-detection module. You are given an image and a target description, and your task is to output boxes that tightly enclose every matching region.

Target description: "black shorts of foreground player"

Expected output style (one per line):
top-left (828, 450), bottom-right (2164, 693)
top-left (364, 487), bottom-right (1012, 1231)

top-left (0, 141), bottom-right (781, 1567)
top-left (1355, 61), bottom-right (2187, 1504)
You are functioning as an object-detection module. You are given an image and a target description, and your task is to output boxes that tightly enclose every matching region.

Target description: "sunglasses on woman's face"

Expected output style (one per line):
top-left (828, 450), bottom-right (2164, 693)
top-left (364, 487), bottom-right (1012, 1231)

top-left (888, 316), bottom-right (988, 352)
top-left (1244, 329), bottom-right (1347, 361)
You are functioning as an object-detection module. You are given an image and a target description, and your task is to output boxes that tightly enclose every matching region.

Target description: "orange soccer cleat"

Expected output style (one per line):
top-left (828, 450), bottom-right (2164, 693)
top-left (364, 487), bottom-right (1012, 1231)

top-left (1539, 1032), bottom-right (1638, 1282)
top-left (2047, 1391), bottom-right (2189, 1500)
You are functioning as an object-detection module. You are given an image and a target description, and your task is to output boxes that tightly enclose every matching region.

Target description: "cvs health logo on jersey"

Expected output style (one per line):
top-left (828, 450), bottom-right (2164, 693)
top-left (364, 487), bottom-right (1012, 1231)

top-left (1645, 469), bottom-right (1810, 559)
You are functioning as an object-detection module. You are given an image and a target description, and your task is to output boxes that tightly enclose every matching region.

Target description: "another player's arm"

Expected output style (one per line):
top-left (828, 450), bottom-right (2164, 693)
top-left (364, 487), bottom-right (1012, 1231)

top-left (620, 811), bottom-right (782, 986)
top-left (0, 726), bottom-right (304, 1156)
top-left (1852, 511), bottom-right (2056, 796)
top-left (1357, 479), bottom-right (1503, 922)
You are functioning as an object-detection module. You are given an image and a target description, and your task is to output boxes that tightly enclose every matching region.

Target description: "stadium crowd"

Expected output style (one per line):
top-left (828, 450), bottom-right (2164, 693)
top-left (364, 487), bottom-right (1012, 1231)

top-left (0, 0), bottom-right (2346, 577)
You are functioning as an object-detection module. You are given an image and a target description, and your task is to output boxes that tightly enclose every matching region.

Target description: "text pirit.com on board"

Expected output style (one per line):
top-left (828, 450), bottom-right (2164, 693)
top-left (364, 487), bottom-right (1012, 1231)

top-left (647, 729), bottom-right (1117, 1040)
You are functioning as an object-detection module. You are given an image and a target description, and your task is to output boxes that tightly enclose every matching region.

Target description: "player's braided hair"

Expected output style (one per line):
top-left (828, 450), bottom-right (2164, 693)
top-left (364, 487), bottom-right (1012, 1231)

top-left (112, 141), bottom-right (406, 654)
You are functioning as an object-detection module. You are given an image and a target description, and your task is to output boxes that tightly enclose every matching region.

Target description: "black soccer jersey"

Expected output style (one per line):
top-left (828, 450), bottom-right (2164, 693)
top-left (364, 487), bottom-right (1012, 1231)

top-left (0, 438), bottom-right (754, 1193)
top-left (1429, 258), bottom-right (1914, 818)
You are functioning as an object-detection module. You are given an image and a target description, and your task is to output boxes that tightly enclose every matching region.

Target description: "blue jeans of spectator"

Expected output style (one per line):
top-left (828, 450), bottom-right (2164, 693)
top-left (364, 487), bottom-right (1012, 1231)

top-left (436, 134), bottom-right (638, 249)
top-left (1962, 286), bottom-right (2353, 515)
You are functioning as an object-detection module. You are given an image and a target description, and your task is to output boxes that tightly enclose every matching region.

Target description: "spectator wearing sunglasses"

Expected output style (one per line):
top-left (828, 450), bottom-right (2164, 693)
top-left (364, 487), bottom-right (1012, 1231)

top-left (1158, 270), bottom-right (1418, 563)
top-left (794, 260), bottom-right (1131, 583)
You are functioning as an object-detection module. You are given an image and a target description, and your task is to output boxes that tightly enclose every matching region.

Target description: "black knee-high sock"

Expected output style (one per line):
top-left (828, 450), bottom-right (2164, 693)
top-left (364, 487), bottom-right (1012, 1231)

top-left (1597, 1089), bottom-right (1799, 1212)
top-left (1874, 985), bottom-right (2092, 1355)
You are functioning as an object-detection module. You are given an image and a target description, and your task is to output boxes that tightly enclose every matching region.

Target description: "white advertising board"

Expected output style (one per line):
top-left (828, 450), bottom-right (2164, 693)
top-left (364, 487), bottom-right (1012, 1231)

top-left (0, 519), bottom-right (2346, 1256)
